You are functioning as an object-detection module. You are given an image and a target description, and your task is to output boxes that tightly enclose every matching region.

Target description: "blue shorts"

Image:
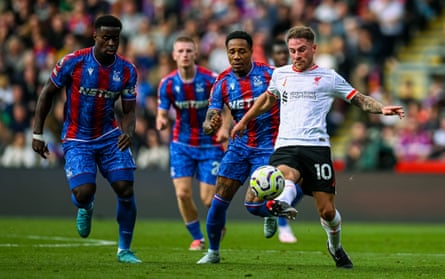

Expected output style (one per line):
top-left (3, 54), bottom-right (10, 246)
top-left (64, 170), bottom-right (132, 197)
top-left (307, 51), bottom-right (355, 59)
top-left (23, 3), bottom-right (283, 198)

top-left (170, 141), bottom-right (224, 185)
top-left (62, 133), bottom-right (136, 189)
top-left (218, 143), bottom-right (273, 184)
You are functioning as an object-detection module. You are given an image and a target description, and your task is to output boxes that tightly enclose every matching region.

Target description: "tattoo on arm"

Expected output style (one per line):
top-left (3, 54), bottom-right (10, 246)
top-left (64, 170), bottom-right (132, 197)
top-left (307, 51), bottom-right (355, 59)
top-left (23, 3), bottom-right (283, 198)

top-left (351, 93), bottom-right (384, 114)
top-left (206, 109), bottom-right (221, 121)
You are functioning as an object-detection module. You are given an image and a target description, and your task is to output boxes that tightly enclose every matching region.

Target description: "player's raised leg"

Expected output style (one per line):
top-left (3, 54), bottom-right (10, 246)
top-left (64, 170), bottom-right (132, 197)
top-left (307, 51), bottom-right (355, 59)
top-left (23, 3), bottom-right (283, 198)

top-left (71, 188), bottom-right (95, 238)
top-left (276, 180), bottom-right (303, 242)
top-left (64, 143), bottom-right (98, 239)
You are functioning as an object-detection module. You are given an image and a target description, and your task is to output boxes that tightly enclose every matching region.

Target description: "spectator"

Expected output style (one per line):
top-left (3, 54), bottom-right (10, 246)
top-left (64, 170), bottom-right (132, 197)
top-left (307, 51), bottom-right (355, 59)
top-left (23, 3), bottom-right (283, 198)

top-left (368, 0), bottom-right (405, 59)
top-left (0, 119), bottom-right (12, 154)
top-left (0, 0), bottom-right (441, 169)
top-left (46, 13), bottom-right (69, 51)
top-left (1, 131), bottom-right (37, 168)
top-left (127, 16), bottom-right (158, 74)
top-left (7, 102), bottom-right (30, 133)
top-left (0, 72), bottom-right (13, 110)
top-left (4, 35), bottom-right (27, 82)
top-left (345, 121), bottom-right (396, 171)
top-left (119, 0), bottom-right (146, 41)
top-left (394, 117), bottom-right (433, 162)
top-left (430, 115), bottom-right (445, 160)
top-left (66, 0), bottom-right (93, 46)
top-left (136, 129), bottom-right (169, 170)
top-left (207, 32), bottom-right (230, 73)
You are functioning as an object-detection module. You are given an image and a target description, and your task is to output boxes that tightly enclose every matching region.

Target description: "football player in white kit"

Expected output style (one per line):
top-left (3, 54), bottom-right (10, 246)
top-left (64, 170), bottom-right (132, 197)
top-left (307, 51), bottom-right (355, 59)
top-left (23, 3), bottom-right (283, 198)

top-left (231, 25), bottom-right (404, 269)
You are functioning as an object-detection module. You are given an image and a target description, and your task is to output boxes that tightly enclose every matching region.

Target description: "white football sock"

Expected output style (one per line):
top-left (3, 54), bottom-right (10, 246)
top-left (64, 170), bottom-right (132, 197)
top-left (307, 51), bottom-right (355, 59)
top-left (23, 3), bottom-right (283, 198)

top-left (320, 209), bottom-right (342, 253)
top-left (275, 179), bottom-right (297, 204)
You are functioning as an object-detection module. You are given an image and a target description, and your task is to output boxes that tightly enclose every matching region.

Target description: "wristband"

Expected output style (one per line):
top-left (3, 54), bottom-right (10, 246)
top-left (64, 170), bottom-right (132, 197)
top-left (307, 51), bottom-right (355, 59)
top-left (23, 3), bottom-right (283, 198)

top-left (32, 133), bottom-right (45, 141)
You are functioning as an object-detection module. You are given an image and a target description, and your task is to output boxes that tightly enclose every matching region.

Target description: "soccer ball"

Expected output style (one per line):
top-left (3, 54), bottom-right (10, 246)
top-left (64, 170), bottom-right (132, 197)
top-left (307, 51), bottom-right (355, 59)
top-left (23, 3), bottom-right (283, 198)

top-left (250, 165), bottom-right (285, 200)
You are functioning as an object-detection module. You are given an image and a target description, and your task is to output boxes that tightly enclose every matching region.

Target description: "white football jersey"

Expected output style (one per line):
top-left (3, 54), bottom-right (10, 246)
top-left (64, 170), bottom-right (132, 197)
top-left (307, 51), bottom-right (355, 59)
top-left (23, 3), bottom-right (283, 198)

top-left (267, 65), bottom-right (357, 149)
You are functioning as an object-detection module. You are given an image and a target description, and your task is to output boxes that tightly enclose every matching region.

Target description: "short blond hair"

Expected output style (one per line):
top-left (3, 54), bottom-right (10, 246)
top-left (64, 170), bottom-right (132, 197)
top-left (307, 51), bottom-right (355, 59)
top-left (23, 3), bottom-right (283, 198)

top-left (285, 26), bottom-right (316, 43)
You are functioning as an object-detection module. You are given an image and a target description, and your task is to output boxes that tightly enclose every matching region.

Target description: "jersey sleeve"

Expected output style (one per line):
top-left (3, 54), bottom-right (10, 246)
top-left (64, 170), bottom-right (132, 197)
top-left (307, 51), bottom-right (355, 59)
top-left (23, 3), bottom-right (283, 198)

top-left (266, 70), bottom-right (280, 98)
top-left (50, 53), bottom-right (76, 88)
top-left (122, 63), bottom-right (138, 101)
top-left (157, 77), bottom-right (172, 111)
top-left (333, 71), bottom-right (357, 102)
top-left (208, 79), bottom-right (224, 111)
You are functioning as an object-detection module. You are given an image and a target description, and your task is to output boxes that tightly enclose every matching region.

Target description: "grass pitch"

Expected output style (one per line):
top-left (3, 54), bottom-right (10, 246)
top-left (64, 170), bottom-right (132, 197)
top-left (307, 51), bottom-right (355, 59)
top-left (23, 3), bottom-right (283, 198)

top-left (0, 217), bottom-right (444, 279)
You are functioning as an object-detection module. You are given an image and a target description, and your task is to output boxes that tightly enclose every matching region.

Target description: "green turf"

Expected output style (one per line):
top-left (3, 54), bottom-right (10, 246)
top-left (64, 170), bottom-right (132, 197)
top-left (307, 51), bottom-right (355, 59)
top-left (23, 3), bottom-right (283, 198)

top-left (0, 217), bottom-right (444, 278)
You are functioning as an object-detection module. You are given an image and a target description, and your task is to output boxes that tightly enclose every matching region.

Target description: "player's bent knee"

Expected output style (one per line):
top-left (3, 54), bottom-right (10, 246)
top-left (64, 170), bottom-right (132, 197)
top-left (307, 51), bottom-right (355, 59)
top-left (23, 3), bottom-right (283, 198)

top-left (319, 208), bottom-right (336, 221)
top-left (112, 181), bottom-right (134, 198)
top-left (72, 184), bottom-right (96, 203)
top-left (176, 191), bottom-right (192, 201)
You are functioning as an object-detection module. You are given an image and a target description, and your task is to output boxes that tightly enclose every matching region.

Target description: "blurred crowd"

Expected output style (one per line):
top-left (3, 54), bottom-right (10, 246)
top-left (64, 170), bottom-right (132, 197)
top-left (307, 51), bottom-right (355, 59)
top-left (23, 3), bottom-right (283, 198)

top-left (0, 0), bottom-right (443, 171)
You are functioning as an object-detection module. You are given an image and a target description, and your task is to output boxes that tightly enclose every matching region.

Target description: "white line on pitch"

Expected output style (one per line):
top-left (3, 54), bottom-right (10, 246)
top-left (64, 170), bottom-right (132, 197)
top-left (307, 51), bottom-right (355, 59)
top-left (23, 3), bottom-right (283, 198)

top-left (179, 248), bottom-right (445, 257)
top-left (0, 234), bottom-right (116, 247)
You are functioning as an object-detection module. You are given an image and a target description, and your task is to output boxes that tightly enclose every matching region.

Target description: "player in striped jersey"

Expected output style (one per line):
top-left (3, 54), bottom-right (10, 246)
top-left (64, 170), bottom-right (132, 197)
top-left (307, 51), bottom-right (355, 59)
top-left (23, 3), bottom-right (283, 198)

top-left (32, 15), bottom-right (141, 263)
top-left (197, 31), bottom-right (302, 265)
top-left (231, 25), bottom-right (405, 268)
top-left (156, 36), bottom-right (228, 251)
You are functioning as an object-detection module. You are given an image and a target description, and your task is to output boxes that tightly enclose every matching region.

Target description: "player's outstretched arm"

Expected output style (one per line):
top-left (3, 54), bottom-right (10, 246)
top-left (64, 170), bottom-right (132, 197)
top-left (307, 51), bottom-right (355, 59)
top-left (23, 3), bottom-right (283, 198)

top-left (32, 78), bottom-right (59, 159)
top-left (203, 109), bottom-right (222, 135)
top-left (156, 109), bottom-right (170, 131)
top-left (118, 99), bottom-right (136, 151)
top-left (231, 92), bottom-right (276, 139)
top-left (351, 92), bottom-right (405, 119)
top-left (215, 105), bottom-right (232, 143)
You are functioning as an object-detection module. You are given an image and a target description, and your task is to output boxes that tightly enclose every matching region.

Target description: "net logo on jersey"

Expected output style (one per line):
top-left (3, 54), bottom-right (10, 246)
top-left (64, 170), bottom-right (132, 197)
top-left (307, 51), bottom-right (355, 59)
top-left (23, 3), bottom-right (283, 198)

top-left (228, 97), bottom-right (256, 110)
top-left (175, 99), bottom-right (209, 109)
top-left (79, 87), bottom-right (121, 99)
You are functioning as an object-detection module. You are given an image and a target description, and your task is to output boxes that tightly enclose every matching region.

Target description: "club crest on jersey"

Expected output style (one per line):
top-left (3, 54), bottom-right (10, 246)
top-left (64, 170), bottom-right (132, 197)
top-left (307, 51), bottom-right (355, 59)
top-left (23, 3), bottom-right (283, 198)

top-left (113, 71), bottom-right (121, 82)
top-left (253, 76), bottom-right (263, 87)
top-left (313, 76), bottom-right (322, 85)
top-left (196, 82), bottom-right (205, 93)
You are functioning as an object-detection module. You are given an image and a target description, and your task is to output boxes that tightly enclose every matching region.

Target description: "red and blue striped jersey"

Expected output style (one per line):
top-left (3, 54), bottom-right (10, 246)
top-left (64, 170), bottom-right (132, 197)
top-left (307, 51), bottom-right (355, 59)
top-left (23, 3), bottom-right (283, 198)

top-left (157, 65), bottom-right (219, 147)
top-left (209, 62), bottom-right (279, 148)
top-left (50, 47), bottom-right (137, 141)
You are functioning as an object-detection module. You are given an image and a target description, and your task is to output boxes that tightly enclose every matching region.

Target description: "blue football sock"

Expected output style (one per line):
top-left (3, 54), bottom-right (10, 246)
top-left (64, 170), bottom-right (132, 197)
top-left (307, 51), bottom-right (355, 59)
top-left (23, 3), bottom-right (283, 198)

top-left (206, 195), bottom-right (230, 251)
top-left (291, 183), bottom-right (304, 207)
top-left (278, 217), bottom-right (288, 227)
top-left (186, 220), bottom-right (203, 240)
top-left (244, 201), bottom-right (271, 217)
top-left (116, 195), bottom-right (136, 250)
